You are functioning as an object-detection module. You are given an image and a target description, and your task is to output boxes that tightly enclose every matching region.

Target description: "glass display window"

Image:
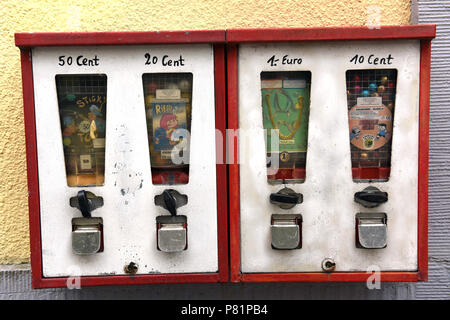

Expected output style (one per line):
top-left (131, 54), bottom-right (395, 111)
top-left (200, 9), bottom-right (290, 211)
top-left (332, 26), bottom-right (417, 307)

top-left (56, 74), bottom-right (107, 187)
top-left (346, 69), bottom-right (397, 182)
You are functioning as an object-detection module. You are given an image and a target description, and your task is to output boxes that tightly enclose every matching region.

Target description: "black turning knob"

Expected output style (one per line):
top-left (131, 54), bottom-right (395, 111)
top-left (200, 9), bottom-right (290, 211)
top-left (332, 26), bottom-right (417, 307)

top-left (354, 186), bottom-right (388, 208)
top-left (270, 187), bottom-right (303, 209)
top-left (155, 189), bottom-right (188, 216)
top-left (163, 190), bottom-right (177, 216)
top-left (70, 190), bottom-right (104, 218)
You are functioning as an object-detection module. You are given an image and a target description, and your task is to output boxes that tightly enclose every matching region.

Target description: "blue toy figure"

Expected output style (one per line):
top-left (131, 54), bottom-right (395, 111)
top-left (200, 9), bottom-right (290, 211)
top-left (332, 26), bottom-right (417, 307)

top-left (350, 126), bottom-right (361, 140)
top-left (88, 104), bottom-right (106, 134)
top-left (376, 123), bottom-right (387, 140)
top-left (154, 127), bottom-right (169, 151)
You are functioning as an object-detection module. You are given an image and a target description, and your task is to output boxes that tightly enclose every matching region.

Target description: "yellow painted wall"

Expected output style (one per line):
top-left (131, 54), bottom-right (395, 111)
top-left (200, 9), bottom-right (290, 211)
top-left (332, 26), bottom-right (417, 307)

top-left (0, 0), bottom-right (411, 264)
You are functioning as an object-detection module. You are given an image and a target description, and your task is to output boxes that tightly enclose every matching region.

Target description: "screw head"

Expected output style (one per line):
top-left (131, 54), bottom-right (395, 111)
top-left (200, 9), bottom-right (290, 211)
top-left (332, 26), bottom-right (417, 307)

top-left (124, 262), bottom-right (138, 274)
top-left (322, 258), bottom-right (336, 272)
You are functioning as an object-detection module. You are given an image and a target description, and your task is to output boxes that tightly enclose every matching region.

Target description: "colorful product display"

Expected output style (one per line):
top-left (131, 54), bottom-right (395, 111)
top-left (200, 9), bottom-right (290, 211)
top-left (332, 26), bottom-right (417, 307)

top-left (142, 73), bottom-right (193, 185)
top-left (261, 72), bottom-right (311, 183)
top-left (346, 69), bottom-right (397, 181)
top-left (56, 74), bottom-right (107, 187)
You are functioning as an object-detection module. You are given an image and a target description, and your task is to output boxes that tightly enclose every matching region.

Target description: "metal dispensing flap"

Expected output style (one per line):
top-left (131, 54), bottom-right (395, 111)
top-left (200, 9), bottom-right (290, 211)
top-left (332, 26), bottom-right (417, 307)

top-left (271, 214), bottom-right (302, 250)
top-left (158, 225), bottom-right (187, 253)
top-left (71, 217), bottom-right (103, 255)
top-left (357, 213), bottom-right (387, 249)
top-left (157, 215), bottom-right (187, 253)
top-left (155, 189), bottom-right (188, 253)
top-left (156, 216), bottom-right (187, 252)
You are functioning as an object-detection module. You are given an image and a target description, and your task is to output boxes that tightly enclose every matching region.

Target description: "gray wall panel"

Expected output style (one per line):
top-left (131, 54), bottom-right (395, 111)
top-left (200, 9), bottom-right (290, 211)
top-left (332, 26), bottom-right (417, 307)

top-left (417, 0), bottom-right (450, 300)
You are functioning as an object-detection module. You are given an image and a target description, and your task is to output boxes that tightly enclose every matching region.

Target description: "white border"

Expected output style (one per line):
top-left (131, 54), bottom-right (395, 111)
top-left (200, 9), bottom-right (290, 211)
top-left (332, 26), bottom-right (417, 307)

top-left (32, 44), bottom-right (218, 277)
top-left (238, 40), bottom-right (420, 272)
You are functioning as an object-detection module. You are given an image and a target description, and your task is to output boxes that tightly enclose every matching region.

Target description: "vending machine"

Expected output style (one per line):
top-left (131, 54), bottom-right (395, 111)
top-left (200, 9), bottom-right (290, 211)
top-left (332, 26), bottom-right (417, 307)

top-left (227, 25), bottom-right (435, 282)
top-left (16, 30), bottom-right (228, 288)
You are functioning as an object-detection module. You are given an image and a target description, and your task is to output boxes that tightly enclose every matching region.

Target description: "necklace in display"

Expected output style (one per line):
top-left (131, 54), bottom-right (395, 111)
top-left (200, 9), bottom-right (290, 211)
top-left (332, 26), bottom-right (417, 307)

top-left (266, 93), bottom-right (303, 140)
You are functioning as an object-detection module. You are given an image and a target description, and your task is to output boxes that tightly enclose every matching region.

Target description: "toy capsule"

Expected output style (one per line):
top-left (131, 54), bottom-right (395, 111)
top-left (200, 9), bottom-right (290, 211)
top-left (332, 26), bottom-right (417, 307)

top-left (166, 83), bottom-right (179, 89)
top-left (380, 76), bottom-right (388, 85)
top-left (145, 94), bottom-right (155, 106)
top-left (178, 79), bottom-right (191, 91)
top-left (147, 82), bottom-right (158, 93)
top-left (377, 85), bottom-right (385, 94)
top-left (369, 83), bottom-right (377, 92)
top-left (66, 94), bottom-right (76, 102)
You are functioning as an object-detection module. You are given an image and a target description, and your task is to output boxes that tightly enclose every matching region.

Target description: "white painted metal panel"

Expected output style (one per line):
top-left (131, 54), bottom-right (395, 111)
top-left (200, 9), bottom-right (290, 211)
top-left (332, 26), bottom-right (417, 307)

top-left (32, 44), bottom-right (218, 277)
top-left (238, 40), bottom-right (420, 272)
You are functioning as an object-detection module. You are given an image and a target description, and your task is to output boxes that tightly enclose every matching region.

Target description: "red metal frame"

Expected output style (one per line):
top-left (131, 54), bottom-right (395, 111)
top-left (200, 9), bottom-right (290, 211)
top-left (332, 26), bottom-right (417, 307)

top-left (227, 25), bottom-right (435, 283)
top-left (15, 30), bottom-right (225, 47)
top-left (16, 26), bottom-right (436, 286)
top-left (16, 31), bottom-right (228, 288)
top-left (227, 25), bottom-right (436, 43)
